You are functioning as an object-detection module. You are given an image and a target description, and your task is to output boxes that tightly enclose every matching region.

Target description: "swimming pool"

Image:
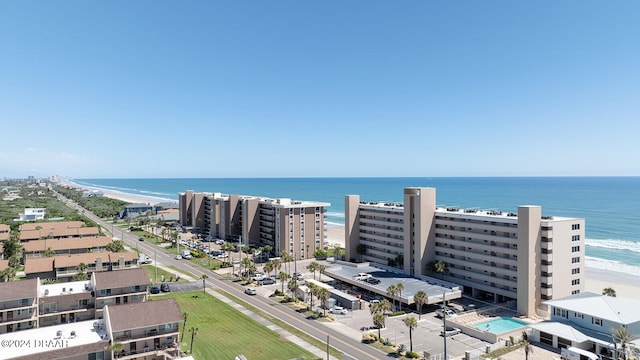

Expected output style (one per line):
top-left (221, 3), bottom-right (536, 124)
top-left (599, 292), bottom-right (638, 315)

top-left (472, 317), bottom-right (528, 334)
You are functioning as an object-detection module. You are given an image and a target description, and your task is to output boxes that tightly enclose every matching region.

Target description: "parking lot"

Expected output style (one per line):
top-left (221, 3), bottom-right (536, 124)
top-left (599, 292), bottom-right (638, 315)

top-left (236, 260), bottom-right (491, 359)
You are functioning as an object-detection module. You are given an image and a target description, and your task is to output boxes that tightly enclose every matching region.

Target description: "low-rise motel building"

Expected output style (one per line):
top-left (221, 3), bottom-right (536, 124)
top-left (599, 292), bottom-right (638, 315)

top-left (0, 268), bottom-right (150, 334)
top-left (0, 300), bottom-right (183, 360)
top-left (179, 190), bottom-right (330, 260)
top-left (345, 187), bottom-right (585, 317)
top-left (18, 221), bottom-right (100, 242)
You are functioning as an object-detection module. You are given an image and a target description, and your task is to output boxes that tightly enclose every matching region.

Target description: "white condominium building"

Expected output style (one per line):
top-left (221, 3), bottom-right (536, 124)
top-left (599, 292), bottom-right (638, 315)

top-left (179, 190), bottom-right (330, 260)
top-left (345, 187), bottom-right (585, 317)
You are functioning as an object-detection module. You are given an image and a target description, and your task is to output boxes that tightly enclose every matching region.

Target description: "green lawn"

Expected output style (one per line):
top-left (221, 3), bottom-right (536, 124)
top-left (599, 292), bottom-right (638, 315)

top-left (155, 291), bottom-right (320, 360)
top-left (141, 265), bottom-right (188, 284)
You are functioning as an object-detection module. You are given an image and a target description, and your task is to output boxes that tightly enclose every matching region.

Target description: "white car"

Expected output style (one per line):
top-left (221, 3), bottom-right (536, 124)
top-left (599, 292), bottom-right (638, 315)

top-left (329, 306), bottom-right (348, 315)
top-left (435, 308), bottom-right (457, 318)
top-left (354, 273), bottom-right (372, 281)
top-left (175, 255), bottom-right (182, 260)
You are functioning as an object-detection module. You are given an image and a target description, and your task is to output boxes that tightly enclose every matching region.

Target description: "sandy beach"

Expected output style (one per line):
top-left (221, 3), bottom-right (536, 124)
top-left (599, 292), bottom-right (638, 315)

top-left (69, 180), bottom-right (640, 301)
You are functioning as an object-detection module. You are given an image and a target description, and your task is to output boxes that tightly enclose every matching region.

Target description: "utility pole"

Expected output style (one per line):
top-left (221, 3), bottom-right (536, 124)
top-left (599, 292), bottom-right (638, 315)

top-left (326, 335), bottom-right (329, 360)
top-left (442, 292), bottom-right (447, 360)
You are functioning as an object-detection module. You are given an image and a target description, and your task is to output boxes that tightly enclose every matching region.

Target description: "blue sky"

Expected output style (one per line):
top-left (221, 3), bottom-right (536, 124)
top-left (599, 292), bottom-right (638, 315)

top-left (1, 1), bottom-right (639, 178)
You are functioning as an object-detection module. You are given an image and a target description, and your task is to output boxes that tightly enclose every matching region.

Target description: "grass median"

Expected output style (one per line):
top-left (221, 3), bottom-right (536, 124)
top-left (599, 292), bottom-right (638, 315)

top-left (154, 290), bottom-right (320, 360)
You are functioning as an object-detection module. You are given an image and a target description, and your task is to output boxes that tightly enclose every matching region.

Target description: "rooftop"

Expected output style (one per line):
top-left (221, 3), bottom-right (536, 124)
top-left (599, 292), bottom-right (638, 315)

top-left (93, 268), bottom-right (149, 291)
top-left (22, 236), bottom-right (112, 253)
top-left (0, 278), bottom-right (38, 302)
top-left (544, 292), bottom-right (640, 325)
top-left (0, 319), bottom-right (108, 360)
top-left (323, 263), bottom-right (461, 305)
top-left (106, 298), bottom-right (183, 332)
top-left (40, 280), bottom-right (92, 297)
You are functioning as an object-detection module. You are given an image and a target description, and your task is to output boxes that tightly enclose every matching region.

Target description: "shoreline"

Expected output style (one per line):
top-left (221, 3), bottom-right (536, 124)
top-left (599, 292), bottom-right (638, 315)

top-left (62, 179), bottom-right (640, 298)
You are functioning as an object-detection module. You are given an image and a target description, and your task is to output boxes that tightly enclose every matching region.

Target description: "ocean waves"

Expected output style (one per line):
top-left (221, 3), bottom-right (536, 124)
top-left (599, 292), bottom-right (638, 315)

top-left (585, 256), bottom-right (640, 277)
top-left (585, 238), bottom-right (640, 254)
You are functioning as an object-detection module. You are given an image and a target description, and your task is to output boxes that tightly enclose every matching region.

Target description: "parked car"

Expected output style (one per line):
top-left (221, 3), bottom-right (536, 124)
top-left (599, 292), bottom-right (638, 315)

top-left (215, 239), bottom-right (225, 245)
top-left (160, 283), bottom-right (170, 292)
top-left (138, 237), bottom-right (144, 241)
top-left (150, 285), bottom-right (160, 294)
top-left (250, 273), bottom-right (265, 281)
top-left (257, 277), bottom-right (276, 285)
top-left (366, 277), bottom-right (380, 285)
top-left (175, 255), bottom-right (182, 260)
top-left (329, 306), bottom-right (348, 315)
top-left (354, 273), bottom-right (372, 281)
top-left (245, 288), bottom-right (257, 295)
top-left (440, 326), bottom-right (461, 337)
top-left (435, 307), bottom-right (457, 318)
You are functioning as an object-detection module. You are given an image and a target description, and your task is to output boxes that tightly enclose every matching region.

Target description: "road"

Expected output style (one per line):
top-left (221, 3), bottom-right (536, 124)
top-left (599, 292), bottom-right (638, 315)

top-left (56, 191), bottom-right (385, 360)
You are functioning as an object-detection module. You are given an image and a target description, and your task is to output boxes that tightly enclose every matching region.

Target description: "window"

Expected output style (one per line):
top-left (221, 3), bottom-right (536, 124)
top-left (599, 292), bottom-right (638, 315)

top-left (571, 257), bottom-right (580, 263)
top-left (572, 290), bottom-right (580, 295)
top-left (572, 268), bottom-right (580, 274)
top-left (572, 279), bottom-right (580, 285)
top-left (572, 246), bottom-right (580, 253)
top-left (574, 312), bottom-right (584, 319)
top-left (572, 235), bottom-right (580, 241)
top-left (572, 224), bottom-right (580, 230)
top-left (21, 298), bottom-right (30, 306)
top-left (593, 318), bottom-right (602, 326)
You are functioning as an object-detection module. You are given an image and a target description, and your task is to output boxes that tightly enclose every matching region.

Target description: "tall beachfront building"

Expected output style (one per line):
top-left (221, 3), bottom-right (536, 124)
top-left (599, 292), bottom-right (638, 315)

top-left (345, 187), bottom-right (585, 317)
top-left (179, 190), bottom-right (330, 260)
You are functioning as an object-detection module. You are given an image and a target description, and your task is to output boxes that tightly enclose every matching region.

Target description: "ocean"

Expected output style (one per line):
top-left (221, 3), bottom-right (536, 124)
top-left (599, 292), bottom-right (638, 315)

top-left (72, 177), bottom-right (640, 276)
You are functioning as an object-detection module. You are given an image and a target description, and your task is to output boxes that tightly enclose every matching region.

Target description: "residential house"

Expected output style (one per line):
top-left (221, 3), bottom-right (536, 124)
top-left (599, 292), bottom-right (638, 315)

top-left (119, 203), bottom-right (153, 219)
top-left (104, 298), bottom-right (183, 359)
top-left (528, 292), bottom-right (640, 360)
top-left (15, 208), bottom-right (46, 222)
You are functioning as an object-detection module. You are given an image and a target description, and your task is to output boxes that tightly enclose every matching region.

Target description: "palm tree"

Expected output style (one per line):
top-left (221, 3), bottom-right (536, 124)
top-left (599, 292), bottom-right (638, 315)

top-left (241, 257), bottom-right (251, 276)
top-left (612, 326), bottom-right (634, 360)
top-left (524, 341), bottom-right (534, 360)
top-left (201, 274), bottom-right (208, 297)
top-left (189, 326), bottom-right (198, 354)
top-left (317, 288), bottom-right (330, 316)
top-left (272, 258), bottom-right (282, 276)
top-left (403, 316), bottom-right (418, 352)
top-left (396, 282), bottom-right (405, 311)
top-left (307, 282), bottom-right (318, 309)
top-left (413, 290), bottom-right (428, 320)
top-left (109, 341), bottom-right (123, 358)
top-left (602, 287), bottom-right (617, 297)
top-left (356, 244), bottom-right (366, 262)
top-left (317, 264), bottom-right (326, 281)
top-left (373, 312), bottom-right (385, 339)
top-left (379, 299), bottom-right (392, 315)
top-left (281, 251), bottom-right (292, 276)
top-left (222, 242), bottom-right (234, 265)
top-left (333, 247), bottom-right (344, 262)
top-left (287, 279), bottom-right (298, 300)
top-left (387, 284), bottom-right (398, 311)
top-left (44, 247), bottom-right (55, 257)
top-left (180, 312), bottom-right (189, 342)
top-left (263, 261), bottom-right (274, 278)
top-left (262, 245), bottom-right (272, 262)
top-left (306, 261), bottom-right (319, 280)
top-left (278, 271), bottom-right (289, 294)
top-left (435, 260), bottom-right (449, 279)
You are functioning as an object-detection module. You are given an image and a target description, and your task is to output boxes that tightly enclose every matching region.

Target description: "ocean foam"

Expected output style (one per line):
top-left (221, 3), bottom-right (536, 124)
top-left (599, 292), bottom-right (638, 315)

top-left (585, 238), bottom-right (640, 254)
top-left (585, 256), bottom-right (640, 276)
